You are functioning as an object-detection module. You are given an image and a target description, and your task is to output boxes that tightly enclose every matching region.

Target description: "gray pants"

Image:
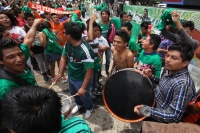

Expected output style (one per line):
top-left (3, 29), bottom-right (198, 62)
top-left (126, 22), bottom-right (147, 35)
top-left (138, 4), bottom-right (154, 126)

top-left (34, 53), bottom-right (49, 74)
top-left (105, 48), bottom-right (111, 72)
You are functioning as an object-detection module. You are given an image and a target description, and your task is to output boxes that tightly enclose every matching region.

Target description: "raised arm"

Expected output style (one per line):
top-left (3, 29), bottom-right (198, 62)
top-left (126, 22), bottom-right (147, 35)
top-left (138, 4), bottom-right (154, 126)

top-left (23, 19), bottom-right (43, 48)
top-left (85, 15), bottom-right (98, 42)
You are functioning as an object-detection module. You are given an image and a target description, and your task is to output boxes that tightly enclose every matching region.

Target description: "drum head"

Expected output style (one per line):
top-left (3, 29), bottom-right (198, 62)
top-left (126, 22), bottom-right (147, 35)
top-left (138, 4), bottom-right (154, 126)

top-left (103, 70), bottom-right (154, 122)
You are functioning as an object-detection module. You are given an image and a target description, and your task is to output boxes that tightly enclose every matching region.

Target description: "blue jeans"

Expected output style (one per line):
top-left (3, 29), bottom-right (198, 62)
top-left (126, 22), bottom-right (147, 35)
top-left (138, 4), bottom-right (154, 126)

top-left (68, 77), bottom-right (93, 110)
top-left (105, 48), bottom-right (111, 72)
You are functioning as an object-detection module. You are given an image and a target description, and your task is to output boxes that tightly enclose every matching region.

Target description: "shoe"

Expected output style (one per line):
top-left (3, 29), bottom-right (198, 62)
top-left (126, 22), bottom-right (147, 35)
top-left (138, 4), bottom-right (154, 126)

top-left (71, 105), bottom-right (83, 115)
top-left (42, 73), bottom-right (49, 81)
top-left (106, 71), bottom-right (109, 76)
top-left (89, 90), bottom-right (96, 99)
top-left (61, 77), bottom-right (68, 83)
top-left (85, 105), bottom-right (94, 119)
top-left (51, 78), bottom-right (56, 83)
top-left (92, 90), bottom-right (102, 96)
top-left (47, 70), bottom-right (51, 76)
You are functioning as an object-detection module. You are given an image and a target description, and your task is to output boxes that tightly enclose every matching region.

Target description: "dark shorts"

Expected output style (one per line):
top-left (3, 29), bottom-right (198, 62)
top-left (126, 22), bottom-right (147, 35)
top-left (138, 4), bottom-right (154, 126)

top-left (45, 53), bottom-right (61, 64)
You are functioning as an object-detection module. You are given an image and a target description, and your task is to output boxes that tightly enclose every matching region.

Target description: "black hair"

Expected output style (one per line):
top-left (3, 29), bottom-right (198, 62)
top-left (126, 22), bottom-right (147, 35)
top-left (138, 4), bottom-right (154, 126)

top-left (122, 22), bottom-right (132, 31)
top-left (2, 86), bottom-right (62, 133)
top-left (128, 14), bottom-right (132, 18)
top-left (168, 43), bottom-right (194, 62)
top-left (0, 39), bottom-right (20, 61)
top-left (149, 34), bottom-right (161, 51)
top-left (40, 13), bottom-right (45, 19)
top-left (24, 13), bottom-right (35, 20)
top-left (115, 30), bottom-right (130, 43)
top-left (101, 9), bottom-right (110, 17)
top-left (14, 9), bottom-right (22, 17)
top-left (64, 22), bottom-right (82, 40)
top-left (44, 12), bottom-right (50, 15)
top-left (0, 25), bottom-right (6, 39)
top-left (51, 13), bottom-right (57, 17)
top-left (144, 8), bottom-right (148, 16)
top-left (0, 12), bottom-right (18, 27)
top-left (41, 21), bottom-right (51, 30)
top-left (120, 11), bottom-right (127, 19)
top-left (181, 21), bottom-right (195, 31)
top-left (86, 19), bottom-right (102, 32)
top-left (141, 21), bottom-right (149, 30)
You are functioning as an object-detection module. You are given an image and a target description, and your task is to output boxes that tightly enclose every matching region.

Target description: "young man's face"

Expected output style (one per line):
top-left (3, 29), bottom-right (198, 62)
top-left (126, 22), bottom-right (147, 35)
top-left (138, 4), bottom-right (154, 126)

top-left (144, 10), bottom-right (148, 16)
top-left (142, 36), bottom-right (153, 50)
top-left (0, 46), bottom-right (26, 73)
top-left (121, 14), bottom-right (128, 23)
top-left (141, 27), bottom-right (147, 35)
top-left (113, 35), bottom-right (127, 51)
top-left (0, 14), bottom-right (11, 28)
top-left (3, 30), bottom-right (12, 39)
top-left (26, 16), bottom-right (34, 26)
top-left (184, 27), bottom-right (193, 36)
top-left (51, 15), bottom-right (59, 23)
top-left (44, 13), bottom-right (51, 20)
top-left (121, 26), bottom-right (131, 35)
top-left (19, 11), bottom-right (24, 18)
top-left (165, 50), bottom-right (189, 73)
top-left (93, 26), bottom-right (101, 38)
top-left (127, 16), bottom-right (132, 22)
top-left (101, 11), bottom-right (109, 22)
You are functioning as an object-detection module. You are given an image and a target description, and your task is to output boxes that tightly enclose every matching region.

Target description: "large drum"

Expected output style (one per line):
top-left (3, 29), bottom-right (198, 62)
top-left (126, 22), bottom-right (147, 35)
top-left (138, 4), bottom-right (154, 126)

top-left (102, 69), bottom-right (155, 122)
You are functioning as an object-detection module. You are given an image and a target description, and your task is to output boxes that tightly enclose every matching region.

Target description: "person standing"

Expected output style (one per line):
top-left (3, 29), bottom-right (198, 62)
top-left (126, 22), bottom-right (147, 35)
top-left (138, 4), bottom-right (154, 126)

top-left (55, 22), bottom-right (94, 119)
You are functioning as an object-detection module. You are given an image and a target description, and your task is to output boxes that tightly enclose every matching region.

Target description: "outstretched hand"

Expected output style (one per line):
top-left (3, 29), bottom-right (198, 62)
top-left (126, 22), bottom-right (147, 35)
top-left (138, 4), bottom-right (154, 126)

top-left (171, 10), bottom-right (180, 23)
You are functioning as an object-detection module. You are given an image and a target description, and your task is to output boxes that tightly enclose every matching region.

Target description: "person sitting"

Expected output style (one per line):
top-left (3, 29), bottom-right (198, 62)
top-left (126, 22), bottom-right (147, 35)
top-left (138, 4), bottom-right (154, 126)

top-left (110, 30), bottom-right (134, 73)
top-left (134, 34), bottom-right (162, 78)
top-left (1, 86), bottom-right (92, 133)
top-left (134, 43), bottom-right (196, 123)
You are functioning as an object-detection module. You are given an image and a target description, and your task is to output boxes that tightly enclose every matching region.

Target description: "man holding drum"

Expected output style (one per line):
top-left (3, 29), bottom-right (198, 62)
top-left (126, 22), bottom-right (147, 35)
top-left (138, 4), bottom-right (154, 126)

top-left (110, 30), bottom-right (134, 73)
top-left (134, 43), bottom-right (196, 123)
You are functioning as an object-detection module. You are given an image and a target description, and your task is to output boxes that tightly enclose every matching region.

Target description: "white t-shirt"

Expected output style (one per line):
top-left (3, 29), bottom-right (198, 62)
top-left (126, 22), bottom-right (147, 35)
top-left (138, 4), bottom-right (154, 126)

top-left (9, 26), bottom-right (26, 44)
top-left (98, 35), bottom-right (109, 47)
top-left (88, 38), bottom-right (99, 54)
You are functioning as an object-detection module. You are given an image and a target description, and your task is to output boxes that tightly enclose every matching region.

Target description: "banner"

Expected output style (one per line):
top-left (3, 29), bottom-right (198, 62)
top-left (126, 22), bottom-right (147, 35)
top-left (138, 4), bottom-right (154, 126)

top-left (28, 2), bottom-right (79, 15)
top-left (123, 5), bottom-right (200, 42)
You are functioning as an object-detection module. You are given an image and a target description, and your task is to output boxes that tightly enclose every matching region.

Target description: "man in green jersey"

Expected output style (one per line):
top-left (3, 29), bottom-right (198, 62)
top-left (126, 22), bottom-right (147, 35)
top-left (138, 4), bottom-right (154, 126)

top-left (121, 22), bottom-right (138, 58)
top-left (0, 19), bottom-right (43, 100)
top-left (99, 9), bottom-right (112, 75)
top-left (111, 11), bottom-right (127, 30)
top-left (55, 22), bottom-right (94, 119)
top-left (134, 34), bottom-right (162, 78)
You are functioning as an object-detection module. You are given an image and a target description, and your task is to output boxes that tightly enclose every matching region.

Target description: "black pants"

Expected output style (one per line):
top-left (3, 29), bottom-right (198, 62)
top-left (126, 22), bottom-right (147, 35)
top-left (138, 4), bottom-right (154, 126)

top-left (81, 12), bottom-right (85, 18)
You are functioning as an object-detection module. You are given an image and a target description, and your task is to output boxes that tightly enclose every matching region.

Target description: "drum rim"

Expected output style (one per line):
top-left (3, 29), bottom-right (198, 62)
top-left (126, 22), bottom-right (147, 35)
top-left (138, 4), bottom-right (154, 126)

top-left (102, 69), bottom-right (155, 123)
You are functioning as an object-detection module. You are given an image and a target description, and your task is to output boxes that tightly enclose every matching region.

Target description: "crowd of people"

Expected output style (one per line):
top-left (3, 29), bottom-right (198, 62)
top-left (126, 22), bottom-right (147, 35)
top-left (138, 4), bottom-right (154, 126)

top-left (0, 0), bottom-right (200, 132)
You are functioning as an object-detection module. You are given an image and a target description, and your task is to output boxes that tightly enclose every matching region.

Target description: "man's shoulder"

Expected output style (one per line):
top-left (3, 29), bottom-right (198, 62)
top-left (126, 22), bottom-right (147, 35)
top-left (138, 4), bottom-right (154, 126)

top-left (0, 78), bottom-right (18, 88)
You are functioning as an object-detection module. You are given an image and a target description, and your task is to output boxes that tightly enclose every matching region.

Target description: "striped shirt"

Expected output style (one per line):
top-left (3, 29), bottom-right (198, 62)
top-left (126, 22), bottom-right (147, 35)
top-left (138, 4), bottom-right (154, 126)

top-left (149, 68), bottom-right (196, 123)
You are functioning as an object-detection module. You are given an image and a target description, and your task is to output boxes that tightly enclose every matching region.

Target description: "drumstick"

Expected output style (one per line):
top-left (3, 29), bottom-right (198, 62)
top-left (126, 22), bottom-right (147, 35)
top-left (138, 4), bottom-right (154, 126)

top-left (61, 93), bottom-right (79, 102)
top-left (49, 82), bottom-right (56, 89)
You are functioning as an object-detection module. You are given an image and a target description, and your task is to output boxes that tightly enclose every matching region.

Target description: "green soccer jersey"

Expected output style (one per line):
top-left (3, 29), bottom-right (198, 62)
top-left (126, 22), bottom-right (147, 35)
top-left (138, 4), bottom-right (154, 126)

top-left (0, 44), bottom-right (37, 100)
top-left (99, 21), bottom-right (110, 39)
top-left (128, 38), bottom-right (138, 51)
top-left (137, 50), bottom-right (162, 78)
top-left (62, 41), bottom-right (94, 80)
top-left (111, 17), bottom-right (122, 30)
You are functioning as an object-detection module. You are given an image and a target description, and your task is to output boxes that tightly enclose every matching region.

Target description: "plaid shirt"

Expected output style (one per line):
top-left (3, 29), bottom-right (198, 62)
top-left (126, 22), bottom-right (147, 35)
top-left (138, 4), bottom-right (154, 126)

top-left (149, 68), bottom-right (196, 123)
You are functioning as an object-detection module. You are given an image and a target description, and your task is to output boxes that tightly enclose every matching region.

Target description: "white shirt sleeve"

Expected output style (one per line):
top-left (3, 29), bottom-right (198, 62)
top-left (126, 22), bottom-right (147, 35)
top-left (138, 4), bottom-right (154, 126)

top-left (99, 36), bottom-right (109, 47)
